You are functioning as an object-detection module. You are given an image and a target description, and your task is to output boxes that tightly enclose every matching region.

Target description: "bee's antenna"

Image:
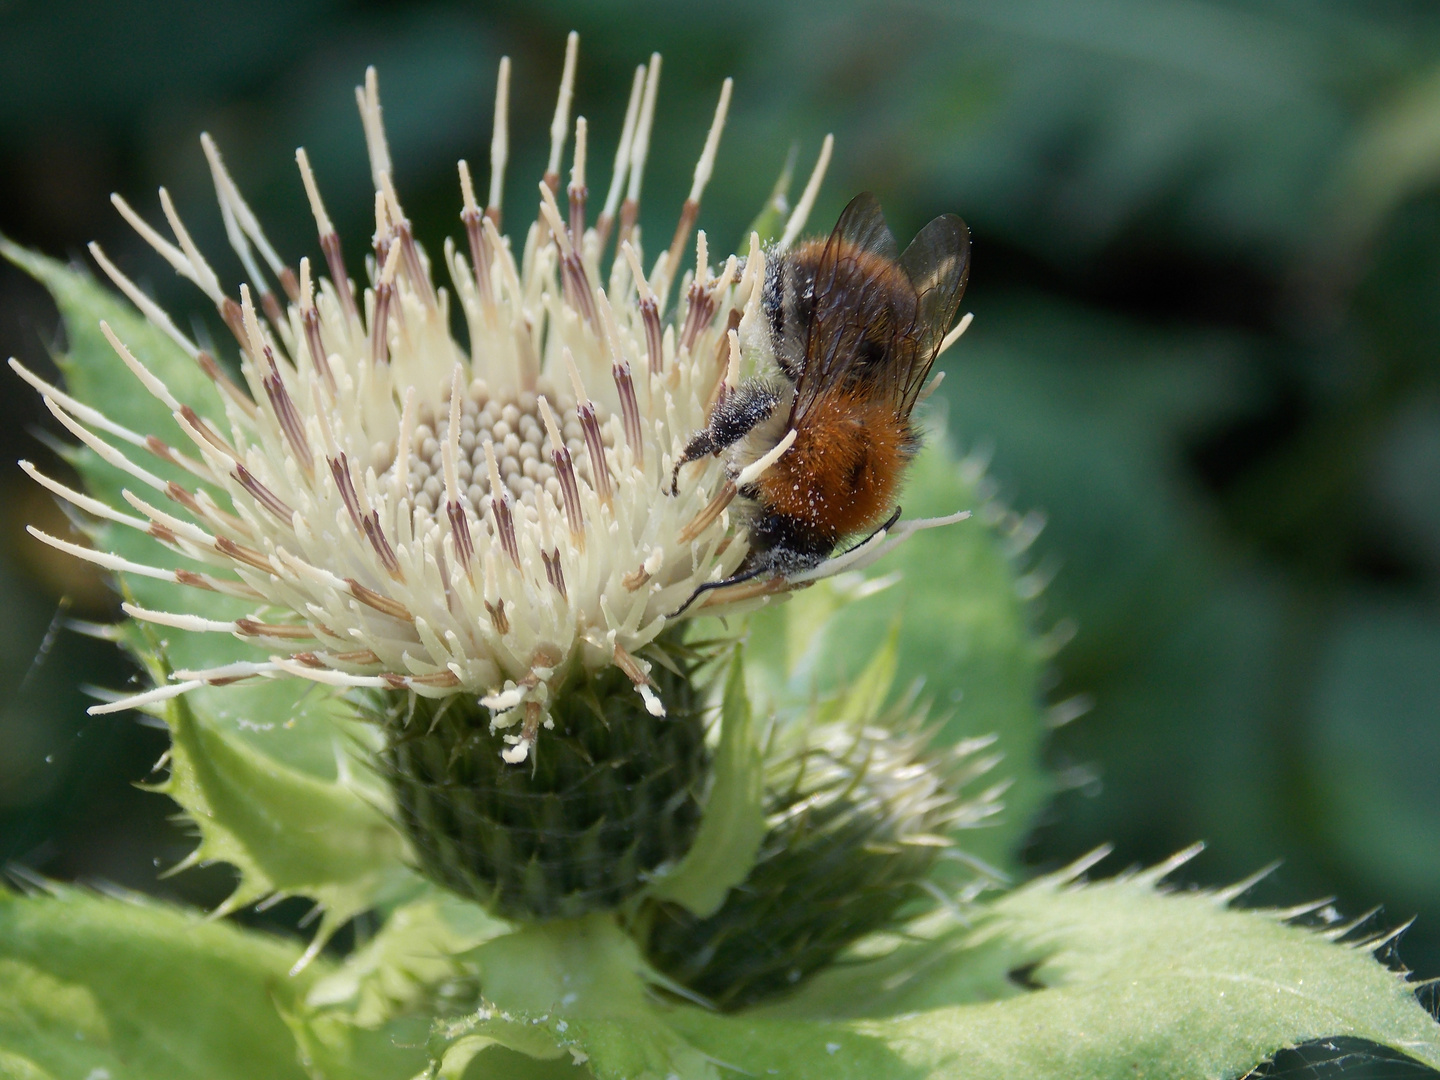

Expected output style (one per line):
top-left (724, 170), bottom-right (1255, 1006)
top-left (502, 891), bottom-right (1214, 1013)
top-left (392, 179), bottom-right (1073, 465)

top-left (836, 506), bottom-right (903, 558)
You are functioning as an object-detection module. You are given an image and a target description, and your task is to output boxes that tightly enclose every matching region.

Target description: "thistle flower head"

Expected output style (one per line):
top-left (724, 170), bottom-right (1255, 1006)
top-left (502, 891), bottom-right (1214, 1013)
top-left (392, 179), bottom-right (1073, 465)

top-left (644, 714), bottom-right (1005, 1007)
top-left (17, 35), bottom-right (950, 763)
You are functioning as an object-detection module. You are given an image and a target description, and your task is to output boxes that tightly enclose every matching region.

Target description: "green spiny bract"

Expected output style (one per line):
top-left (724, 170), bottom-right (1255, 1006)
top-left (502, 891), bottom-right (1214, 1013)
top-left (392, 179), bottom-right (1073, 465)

top-left (364, 654), bottom-right (711, 922)
top-left (642, 718), bottom-right (1001, 1009)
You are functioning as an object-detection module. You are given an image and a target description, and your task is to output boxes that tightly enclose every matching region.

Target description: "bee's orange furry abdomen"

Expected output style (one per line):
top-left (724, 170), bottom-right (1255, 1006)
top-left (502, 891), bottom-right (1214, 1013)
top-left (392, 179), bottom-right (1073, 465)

top-left (756, 390), bottom-right (910, 542)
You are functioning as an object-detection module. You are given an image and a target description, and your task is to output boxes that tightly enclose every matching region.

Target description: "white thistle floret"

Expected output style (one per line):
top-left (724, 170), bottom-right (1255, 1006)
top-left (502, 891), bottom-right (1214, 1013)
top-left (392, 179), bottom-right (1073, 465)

top-left (16, 36), bottom-right (962, 762)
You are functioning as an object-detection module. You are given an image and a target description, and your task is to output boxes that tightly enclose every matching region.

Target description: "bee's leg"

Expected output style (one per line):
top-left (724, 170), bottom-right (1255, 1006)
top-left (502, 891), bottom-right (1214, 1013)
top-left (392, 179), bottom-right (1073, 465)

top-left (669, 563), bottom-right (771, 617)
top-left (672, 504), bottom-right (850, 616)
top-left (738, 514), bottom-right (834, 579)
top-left (670, 381), bottom-right (780, 494)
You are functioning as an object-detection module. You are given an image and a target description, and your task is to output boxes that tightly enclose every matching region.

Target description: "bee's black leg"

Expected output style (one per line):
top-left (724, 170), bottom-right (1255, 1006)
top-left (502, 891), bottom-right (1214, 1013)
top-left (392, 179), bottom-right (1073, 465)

top-left (669, 563), bottom-right (772, 617)
top-left (670, 381), bottom-right (780, 494)
top-left (835, 505), bottom-right (903, 558)
top-left (670, 433), bottom-right (721, 496)
top-left (674, 504), bottom-right (884, 617)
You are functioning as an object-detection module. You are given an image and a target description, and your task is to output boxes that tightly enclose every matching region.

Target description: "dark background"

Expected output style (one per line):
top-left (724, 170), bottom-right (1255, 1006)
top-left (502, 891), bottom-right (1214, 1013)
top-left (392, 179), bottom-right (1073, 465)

top-left (4, 0), bottom-right (1440, 1026)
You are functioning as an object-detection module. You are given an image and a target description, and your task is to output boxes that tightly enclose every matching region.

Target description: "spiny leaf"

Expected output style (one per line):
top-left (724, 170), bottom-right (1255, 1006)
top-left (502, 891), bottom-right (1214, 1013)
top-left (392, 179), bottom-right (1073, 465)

top-left (305, 887), bottom-right (509, 1028)
top-left (0, 886), bottom-right (317, 1080)
top-left (148, 680), bottom-right (418, 961)
top-left (670, 856), bottom-right (1440, 1078)
top-left (282, 889), bottom-right (515, 1080)
top-left (421, 857), bottom-right (1440, 1080)
top-left (438, 915), bottom-right (715, 1080)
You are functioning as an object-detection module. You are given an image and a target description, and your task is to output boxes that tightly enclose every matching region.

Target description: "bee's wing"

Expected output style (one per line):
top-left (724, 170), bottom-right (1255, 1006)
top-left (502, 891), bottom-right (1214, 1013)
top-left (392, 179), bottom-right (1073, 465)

top-left (793, 193), bottom-right (905, 421)
top-left (895, 214), bottom-right (970, 411)
top-left (825, 191), bottom-right (899, 262)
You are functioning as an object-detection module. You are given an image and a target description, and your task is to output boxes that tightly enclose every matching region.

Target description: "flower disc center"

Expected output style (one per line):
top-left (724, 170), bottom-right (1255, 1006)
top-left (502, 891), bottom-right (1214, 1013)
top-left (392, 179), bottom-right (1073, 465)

top-left (403, 376), bottom-right (612, 517)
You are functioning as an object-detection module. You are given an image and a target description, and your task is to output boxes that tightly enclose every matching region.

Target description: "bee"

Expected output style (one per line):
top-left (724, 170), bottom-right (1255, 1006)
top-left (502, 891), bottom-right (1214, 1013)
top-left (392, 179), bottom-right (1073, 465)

top-left (673, 192), bottom-right (970, 609)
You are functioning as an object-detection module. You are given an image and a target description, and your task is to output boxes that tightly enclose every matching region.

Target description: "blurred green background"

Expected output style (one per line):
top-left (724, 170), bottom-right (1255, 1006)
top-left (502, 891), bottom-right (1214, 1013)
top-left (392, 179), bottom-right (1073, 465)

top-left (4, 0), bottom-right (1440, 1010)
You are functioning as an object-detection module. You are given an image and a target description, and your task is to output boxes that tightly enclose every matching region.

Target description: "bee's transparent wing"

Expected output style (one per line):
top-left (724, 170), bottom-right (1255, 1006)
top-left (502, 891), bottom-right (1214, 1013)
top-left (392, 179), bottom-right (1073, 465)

top-left (793, 193), bottom-right (908, 421)
top-left (896, 214), bottom-right (970, 411)
top-left (828, 191), bottom-right (899, 262)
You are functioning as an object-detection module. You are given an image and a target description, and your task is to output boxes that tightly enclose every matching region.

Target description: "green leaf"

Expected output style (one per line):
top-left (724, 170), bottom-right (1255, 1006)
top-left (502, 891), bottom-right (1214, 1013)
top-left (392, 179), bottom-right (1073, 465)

top-left (283, 1007), bottom-right (432, 1080)
top-left (423, 856), bottom-right (1440, 1079)
top-left (0, 237), bottom-right (228, 450)
top-left (0, 886), bottom-right (316, 1080)
top-left (284, 888), bottom-right (514, 1080)
top-left (741, 429), bottom-right (1051, 873)
top-left (440, 915), bottom-right (716, 1080)
top-left (145, 678), bottom-right (418, 956)
top-left (646, 650), bottom-right (766, 917)
top-left (305, 887), bottom-right (509, 1027)
top-left (136, 614), bottom-right (415, 951)
top-left (665, 855), bottom-right (1440, 1078)
top-left (401, 825), bottom-right (1440, 1074)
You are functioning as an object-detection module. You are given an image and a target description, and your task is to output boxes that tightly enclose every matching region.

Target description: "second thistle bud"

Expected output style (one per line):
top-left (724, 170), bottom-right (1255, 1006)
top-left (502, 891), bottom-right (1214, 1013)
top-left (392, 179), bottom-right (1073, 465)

top-left (368, 655), bottom-right (711, 922)
top-left (642, 718), bottom-right (1000, 1009)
